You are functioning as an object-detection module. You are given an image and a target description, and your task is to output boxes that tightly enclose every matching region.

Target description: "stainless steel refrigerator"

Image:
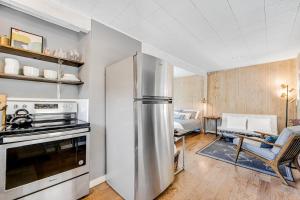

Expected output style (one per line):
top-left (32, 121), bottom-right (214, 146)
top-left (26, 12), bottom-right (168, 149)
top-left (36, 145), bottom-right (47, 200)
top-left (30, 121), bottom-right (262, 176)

top-left (106, 53), bottom-right (174, 200)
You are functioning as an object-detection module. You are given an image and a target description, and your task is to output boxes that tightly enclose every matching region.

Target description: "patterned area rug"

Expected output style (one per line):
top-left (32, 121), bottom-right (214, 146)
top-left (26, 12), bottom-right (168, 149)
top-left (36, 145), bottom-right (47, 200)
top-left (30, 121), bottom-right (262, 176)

top-left (196, 139), bottom-right (294, 181)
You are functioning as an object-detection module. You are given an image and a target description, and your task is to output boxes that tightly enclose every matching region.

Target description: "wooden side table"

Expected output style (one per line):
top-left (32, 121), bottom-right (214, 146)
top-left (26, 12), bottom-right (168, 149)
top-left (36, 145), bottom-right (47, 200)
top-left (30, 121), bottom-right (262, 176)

top-left (203, 116), bottom-right (221, 136)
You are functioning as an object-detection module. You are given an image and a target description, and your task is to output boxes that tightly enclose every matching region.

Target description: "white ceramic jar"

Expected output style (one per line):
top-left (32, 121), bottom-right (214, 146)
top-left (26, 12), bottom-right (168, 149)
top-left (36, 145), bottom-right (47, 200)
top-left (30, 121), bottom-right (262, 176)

top-left (4, 58), bottom-right (20, 75)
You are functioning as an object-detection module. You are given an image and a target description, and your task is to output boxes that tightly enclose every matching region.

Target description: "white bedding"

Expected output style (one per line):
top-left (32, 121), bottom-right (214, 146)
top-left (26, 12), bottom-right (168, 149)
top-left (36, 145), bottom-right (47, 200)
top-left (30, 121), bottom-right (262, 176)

top-left (174, 119), bottom-right (201, 142)
top-left (174, 121), bottom-right (184, 130)
top-left (174, 119), bottom-right (202, 131)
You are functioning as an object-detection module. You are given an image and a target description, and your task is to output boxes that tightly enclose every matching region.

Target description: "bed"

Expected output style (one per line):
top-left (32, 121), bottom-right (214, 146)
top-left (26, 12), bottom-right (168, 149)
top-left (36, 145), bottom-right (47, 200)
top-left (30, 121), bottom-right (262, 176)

top-left (174, 119), bottom-right (202, 131)
top-left (174, 109), bottom-right (202, 132)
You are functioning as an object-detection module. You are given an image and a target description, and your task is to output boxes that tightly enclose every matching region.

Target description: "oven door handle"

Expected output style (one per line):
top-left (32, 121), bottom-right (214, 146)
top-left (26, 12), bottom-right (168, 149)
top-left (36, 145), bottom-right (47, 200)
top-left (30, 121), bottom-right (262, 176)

top-left (1, 127), bottom-right (90, 144)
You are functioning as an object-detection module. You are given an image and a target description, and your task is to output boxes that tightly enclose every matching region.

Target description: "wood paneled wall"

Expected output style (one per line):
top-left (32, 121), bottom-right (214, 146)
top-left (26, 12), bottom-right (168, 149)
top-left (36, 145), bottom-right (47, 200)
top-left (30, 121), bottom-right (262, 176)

top-left (174, 75), bottom-right (206, 110)
top-left (207, 59), bottom-right (297, 132)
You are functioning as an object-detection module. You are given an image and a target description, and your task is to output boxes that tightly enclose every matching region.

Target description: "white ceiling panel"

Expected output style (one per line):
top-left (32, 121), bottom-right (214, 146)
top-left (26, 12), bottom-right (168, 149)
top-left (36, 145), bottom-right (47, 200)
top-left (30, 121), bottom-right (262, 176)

top-left (110, 0), bottom-right (160, 29)
top-left (53, 0), bottom-right (97, 15)
top-left (133, 0), bottom-right (160, 18)
top-left (144, 8), bottom-right (174, 30)
top-left (291, 12), bottom-right (300, 43)
top-left (92, 0), bottom-right (134, 24)
top-left (48, 0), bottom-right (300, 72)
top-left (190, 0), bottom-right (240, 41)
top-left (266, 0), bottom-right (299, 52)
top-left (153, 0), bottom-right (221, 42)
top-left (109, 3), bottom-right (142, 31)
top-left (228, 0), bottom-right (266, 30)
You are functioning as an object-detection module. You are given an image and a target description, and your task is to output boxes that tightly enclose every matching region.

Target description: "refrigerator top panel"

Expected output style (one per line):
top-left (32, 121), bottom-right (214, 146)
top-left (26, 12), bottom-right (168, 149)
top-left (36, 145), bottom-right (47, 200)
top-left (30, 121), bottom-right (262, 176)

top-left (134, 53), bottom-right (173, 99)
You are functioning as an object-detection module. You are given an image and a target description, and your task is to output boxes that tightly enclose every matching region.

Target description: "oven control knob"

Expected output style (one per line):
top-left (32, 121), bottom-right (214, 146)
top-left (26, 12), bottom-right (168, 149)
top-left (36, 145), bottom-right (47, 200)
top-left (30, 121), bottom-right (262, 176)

top-left (13, 104), bottom-right (18, 109)
top-left (22, 104), bottom-right (27, 109)
top-left (62, 104), bottom-right (67, 110)
top-left (78, 160), bottom-right (84, 166)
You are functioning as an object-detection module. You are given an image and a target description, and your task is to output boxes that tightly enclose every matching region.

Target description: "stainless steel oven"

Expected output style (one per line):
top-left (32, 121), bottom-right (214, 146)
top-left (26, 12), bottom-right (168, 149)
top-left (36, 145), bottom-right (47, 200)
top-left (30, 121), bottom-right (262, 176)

top-left (0, 130), bottom-right (90, 200)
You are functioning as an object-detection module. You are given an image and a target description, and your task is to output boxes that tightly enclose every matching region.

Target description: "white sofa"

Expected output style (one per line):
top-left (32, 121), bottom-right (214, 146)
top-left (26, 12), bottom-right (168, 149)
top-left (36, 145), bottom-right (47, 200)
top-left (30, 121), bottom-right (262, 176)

top-left (217, 113), bottom-right (278, 138)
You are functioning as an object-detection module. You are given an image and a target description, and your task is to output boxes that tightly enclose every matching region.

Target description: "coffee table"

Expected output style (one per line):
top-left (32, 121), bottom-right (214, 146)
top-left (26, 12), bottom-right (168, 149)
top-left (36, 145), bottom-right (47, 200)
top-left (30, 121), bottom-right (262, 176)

top-left (218, 129), bottom-right (261, 139)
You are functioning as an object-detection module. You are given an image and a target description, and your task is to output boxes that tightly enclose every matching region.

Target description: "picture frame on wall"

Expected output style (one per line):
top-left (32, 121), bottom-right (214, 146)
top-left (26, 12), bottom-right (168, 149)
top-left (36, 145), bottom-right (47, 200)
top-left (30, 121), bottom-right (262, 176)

top-left (10, 28), bottom-right (43, 53)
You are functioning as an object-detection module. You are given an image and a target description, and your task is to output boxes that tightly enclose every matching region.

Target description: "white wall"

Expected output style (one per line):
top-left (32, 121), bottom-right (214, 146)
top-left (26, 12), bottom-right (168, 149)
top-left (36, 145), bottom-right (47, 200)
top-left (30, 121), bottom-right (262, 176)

top-left (79, 20), bottom-right (141, 180)
top-left (174, 75), bottom-right (207, 111)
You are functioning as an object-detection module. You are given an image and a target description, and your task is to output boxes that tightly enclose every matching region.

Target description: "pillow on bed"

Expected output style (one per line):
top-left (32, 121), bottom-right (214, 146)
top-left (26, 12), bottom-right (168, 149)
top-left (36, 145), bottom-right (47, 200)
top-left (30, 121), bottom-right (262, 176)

top-left (174, 109), bottom-right (183, 112)
top-left (182, 112), bottom-right (192, 120)
top-left (195, 111), bottom-right (201, 119)
top-left (174, 112), bottom-right (192, 120)
top-left (181, 110), bottom-right (197, 119)
top-left (174, 112), bottom-right (185, 120)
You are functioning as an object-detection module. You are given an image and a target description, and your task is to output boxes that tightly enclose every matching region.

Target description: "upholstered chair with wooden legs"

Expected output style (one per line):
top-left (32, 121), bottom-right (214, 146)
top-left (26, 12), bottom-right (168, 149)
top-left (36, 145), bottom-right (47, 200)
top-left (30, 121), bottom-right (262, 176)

top-left (233, 128), bottom-right (300, 185)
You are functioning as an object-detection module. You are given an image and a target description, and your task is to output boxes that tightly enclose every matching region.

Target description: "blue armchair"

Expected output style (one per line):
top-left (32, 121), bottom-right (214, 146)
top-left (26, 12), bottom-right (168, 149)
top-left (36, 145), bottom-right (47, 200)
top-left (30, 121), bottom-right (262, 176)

top-left (233, 128), bottom-right (300, 185)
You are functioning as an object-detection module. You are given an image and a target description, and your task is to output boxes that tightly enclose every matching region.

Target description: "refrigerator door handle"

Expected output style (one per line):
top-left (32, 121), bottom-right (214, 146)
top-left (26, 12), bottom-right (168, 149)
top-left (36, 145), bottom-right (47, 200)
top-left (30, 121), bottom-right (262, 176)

top-left (140, 96), bottom-right (173, 100)
top-left (134, 99), bottom-right (172, 104)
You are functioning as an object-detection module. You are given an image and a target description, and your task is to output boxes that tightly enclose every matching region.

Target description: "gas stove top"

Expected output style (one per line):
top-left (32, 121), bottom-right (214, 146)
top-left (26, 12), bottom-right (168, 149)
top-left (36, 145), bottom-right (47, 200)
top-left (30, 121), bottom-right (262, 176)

top-left (0, 119), bottom-right (90, 136)
top-left (0, 100), bottom-right (90, 144)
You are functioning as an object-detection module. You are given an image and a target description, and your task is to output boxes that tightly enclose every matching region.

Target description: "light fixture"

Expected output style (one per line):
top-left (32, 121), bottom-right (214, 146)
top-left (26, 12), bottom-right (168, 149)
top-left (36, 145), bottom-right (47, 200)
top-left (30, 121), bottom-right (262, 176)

top-left (200, 98), bottom-right (207, 104)
top-left (281, 92), bottom-right (287, 98)
top-left (200, 98), bottom-right (208, 117)
top-left (281, 84), bottom-right (294, 127)
top-left (281, 83), bottom-right (288, 89)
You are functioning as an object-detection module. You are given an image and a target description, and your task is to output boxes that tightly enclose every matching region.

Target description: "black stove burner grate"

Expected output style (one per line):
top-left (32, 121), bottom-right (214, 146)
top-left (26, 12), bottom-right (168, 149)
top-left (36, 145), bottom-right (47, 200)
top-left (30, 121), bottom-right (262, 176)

top-left (0, 120), bottom-right (90, 136)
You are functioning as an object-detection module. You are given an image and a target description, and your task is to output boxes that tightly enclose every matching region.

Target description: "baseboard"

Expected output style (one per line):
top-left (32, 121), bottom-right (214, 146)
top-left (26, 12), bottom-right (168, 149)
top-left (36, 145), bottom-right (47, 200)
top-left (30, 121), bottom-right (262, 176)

top-left (89, 175), bottom-right (106, 188)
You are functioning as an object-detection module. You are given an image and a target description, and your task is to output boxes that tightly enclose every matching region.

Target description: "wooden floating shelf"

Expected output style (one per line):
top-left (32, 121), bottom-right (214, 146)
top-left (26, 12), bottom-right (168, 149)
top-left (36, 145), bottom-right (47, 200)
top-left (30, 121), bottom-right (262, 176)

top-left (0, 73), bottom-right (84, 85)
top-left (0, 45), bottom-right (84, 67)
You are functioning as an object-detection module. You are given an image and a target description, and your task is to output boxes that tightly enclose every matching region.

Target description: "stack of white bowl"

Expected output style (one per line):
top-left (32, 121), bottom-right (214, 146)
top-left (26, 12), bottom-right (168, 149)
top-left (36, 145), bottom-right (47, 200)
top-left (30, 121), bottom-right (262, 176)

top-left (44, 70), bottom-right (57, 80)
top-left (23, 66), bottom-right (39, 77)
top-left (61, 73), bottom-right (80, 81)
top-left (4, 58), bottom-right (20, 75)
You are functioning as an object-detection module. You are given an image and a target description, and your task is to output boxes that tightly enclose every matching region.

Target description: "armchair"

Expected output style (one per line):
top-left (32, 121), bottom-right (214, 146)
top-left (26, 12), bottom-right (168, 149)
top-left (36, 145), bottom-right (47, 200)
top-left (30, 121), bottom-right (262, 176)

top-left (234, 128), bottom-right (300, 185)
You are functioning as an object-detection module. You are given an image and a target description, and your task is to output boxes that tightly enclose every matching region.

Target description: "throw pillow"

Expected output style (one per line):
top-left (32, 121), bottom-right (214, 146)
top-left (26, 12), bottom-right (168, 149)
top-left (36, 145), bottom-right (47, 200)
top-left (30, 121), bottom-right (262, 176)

top-left (247, 117), bottom-right (271, 133)
top-left (174, 112), bottom-right (193, 120)
top-left (174, 112), bottom-right (185, 120)
top-left (181, 112), bottom-right (192, 120)
top-left (227, 116), bottom-right (247, 129)
top-left (182, 110), bottom-right (197, 119)
top-left (260, 136), bottom-right (278, 148)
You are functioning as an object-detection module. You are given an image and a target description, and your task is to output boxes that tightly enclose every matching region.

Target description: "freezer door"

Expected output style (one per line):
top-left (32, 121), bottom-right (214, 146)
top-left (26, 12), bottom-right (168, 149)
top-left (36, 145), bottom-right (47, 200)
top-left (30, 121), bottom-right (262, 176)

top-left (134, 53), bottom-right (173, 99)
top-left (134, 99), bottom-right (174, 200)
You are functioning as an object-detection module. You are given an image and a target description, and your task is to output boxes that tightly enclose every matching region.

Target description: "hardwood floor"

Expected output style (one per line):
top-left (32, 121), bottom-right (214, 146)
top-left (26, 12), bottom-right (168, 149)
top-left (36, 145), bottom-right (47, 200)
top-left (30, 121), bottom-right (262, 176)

top-left (84, 133), bottom-right (300, 200)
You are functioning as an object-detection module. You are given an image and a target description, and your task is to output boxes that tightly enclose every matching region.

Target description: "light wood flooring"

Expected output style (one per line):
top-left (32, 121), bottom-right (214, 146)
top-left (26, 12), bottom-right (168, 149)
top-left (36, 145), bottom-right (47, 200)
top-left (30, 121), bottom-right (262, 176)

top-left (84, 133), bottom-right (300, 200)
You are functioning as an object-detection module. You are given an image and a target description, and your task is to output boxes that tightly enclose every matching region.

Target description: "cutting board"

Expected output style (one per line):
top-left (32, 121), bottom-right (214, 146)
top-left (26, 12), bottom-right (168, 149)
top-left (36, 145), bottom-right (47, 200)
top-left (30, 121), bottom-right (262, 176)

top-left (0, 94), bottom-right (7, 128)
top-left (0, 94), bottom-right (6, 109)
